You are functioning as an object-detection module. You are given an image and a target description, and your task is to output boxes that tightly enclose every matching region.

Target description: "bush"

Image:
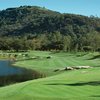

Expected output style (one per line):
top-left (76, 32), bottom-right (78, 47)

top-left (83, 46), bottom-right (93, 52)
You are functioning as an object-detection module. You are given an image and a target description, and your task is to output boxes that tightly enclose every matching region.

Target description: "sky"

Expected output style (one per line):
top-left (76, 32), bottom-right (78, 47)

top-left (0, 0), bottom-right (100, 16)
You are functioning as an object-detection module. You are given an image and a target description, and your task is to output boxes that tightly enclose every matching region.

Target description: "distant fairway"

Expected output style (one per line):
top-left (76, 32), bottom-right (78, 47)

top-left (0, 51), bottom-right (100, 100)
top-left (14, 51), bottom-right (100, 75)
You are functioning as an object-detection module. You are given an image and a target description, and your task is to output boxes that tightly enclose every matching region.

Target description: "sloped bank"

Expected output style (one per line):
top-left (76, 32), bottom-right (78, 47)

top-left (0, 60), bottom-right (45, 87)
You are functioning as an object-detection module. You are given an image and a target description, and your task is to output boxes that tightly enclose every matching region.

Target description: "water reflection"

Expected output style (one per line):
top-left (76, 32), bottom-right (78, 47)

top-left (0, 60), bottom-right (44, 86)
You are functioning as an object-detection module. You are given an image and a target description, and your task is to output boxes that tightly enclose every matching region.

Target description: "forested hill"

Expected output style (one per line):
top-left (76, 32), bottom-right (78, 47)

top-left (0, 6), bottom-right (100, 51)
top-left (0, 6), bottom-right (100, 36)
top-left (0, 6), bottom-right (60, 36)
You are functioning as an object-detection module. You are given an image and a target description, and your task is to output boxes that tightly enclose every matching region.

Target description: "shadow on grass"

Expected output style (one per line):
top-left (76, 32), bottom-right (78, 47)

top-left (76, 53), bottom-right (88, 57)
top-left (91, 95), bottom-right (100, 97)
top-left (46, 81), bottom-right (100, 86)
top-left (93, 65), bottom-right (100, 67)
top-left (88, 55), bottom-right (100, 60)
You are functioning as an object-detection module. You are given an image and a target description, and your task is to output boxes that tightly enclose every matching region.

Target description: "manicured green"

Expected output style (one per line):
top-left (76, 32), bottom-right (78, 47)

top-left (14, 51), bottom-right (100, 75)
top-left (0, 51), bottom-right (100, 100)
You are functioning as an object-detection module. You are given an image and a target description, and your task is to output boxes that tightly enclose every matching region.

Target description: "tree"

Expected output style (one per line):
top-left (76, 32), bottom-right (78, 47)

top-left (62, 35), bottom-right (71, 51)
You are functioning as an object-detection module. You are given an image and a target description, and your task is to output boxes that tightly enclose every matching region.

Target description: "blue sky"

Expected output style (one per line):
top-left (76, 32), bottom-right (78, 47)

top-left (0, 0), bottom-right (100, 16)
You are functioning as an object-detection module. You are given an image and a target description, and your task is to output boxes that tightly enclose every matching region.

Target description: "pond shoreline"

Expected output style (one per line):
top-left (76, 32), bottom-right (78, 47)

top-left (0, 60), bottom-right (45, 87)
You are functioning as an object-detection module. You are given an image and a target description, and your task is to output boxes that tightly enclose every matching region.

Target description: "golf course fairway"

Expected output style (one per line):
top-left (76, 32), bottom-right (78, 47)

top-left (0, 51), bottom-right (100, 100)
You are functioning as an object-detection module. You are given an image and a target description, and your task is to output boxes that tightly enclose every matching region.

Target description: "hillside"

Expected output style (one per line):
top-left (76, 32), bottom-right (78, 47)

top-left (0, 6), bottom-right (60, 36)
top-left (0, 6), bottom-right (100, 36)
top-left (0, 6), bottom-right (100, 51)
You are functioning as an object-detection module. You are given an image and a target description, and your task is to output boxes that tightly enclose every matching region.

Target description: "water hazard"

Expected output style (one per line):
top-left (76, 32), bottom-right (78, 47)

top-left (0, 60), bottom-right (44, 86)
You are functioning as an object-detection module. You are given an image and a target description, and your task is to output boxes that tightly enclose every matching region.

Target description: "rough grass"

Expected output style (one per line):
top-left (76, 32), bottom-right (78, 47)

top-left (0, 51), bottom-right (100, 100)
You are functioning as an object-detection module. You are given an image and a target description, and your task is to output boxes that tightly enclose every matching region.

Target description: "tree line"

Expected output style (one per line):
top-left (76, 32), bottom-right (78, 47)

top-left (0, 31), bottom-right (100, 52)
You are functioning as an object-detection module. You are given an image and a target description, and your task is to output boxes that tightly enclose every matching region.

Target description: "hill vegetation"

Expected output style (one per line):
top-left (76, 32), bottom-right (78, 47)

top-left (0, 6), bottom-right (100, 51)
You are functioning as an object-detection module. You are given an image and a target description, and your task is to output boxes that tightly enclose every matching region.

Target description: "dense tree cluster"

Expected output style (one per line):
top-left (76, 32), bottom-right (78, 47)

top-left (0, 6), bottom-right (100, 52)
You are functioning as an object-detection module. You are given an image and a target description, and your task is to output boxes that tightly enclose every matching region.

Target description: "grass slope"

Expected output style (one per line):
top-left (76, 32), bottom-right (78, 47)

top-left (0, 51), bottom-right (100, 100)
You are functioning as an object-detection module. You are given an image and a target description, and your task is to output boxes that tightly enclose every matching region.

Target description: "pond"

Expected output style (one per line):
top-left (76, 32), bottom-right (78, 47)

top-left (0, 60), bottom-right (44, 86)
top-left (0, 60), bottom-right (24, 76)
